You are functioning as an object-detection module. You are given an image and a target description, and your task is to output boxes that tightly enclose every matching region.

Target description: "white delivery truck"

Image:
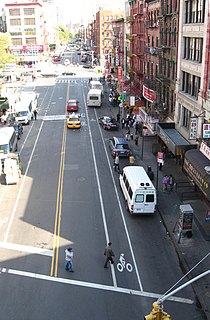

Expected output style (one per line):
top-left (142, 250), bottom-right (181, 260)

top-left (119, 166), bottom-right (157, 215)
top-left (14, 94), bottom-right (36, 125)
top-left (87, 89), bottom-right (102, 107)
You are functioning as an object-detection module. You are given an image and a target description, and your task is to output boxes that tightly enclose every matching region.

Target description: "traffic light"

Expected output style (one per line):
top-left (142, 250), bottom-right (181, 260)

top-left (144, 302), bottom-right (171, 320)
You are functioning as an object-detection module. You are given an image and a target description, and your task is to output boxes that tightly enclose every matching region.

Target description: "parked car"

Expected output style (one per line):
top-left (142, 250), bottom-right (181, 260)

top-left (62, 71), bottom-right (76, 76)
top-left (109, 137), bottom-right (131, 157)
top-left (82, 64), bottom-right (93, 69)
top-left (99, 116), bottom-right (118, 130)
top-left (66, 99), bottom-right (79, 112)
top-left (67, 113), bottom-right (81, 129)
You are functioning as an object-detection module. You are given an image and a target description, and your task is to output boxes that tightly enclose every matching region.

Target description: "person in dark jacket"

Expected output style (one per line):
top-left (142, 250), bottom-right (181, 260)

top-left (104, 242), bottom-right (115, 268)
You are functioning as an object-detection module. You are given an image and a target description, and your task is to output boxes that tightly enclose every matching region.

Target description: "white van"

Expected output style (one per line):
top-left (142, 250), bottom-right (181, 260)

top-left (14, 97), bottom-right (34, 125)
top-left (90, 80), bottom-right (104, 95)
top-left (87, 89), bottom-right (102, 107)
top-left (0, 127), bottom-right (18, 163)
top-left (119, 166), bottom-right (156, 215)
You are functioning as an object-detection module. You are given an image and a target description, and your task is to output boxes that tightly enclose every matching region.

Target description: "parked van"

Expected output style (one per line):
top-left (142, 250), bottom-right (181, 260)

top-left (119, 166), bottom-right (156, 215)
top-left (14, 97), bottom-right (34, 125)
top-left (90, 80), bottom-right (104, 95)
top-left (0, 127), bottom-right (18, 163)
top-left (87, 89), bottom-right (102, 107)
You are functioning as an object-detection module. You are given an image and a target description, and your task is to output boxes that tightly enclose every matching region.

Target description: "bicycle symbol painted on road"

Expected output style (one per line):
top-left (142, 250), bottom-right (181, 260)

top-left (117, 253), bottom-right (133, 273)
top-left (0, 217), bottom-right (8, 228)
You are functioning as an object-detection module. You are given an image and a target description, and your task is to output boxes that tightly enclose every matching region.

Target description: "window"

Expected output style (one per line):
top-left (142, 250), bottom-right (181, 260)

top-left (182, 106), bottom-right (191, 128)
top-left (11, 38), bottom-right (22, 45)
top-left (146, 194), bottom-right (155, 202)
top-left (9, 9), bottom-right (20, 16)
top-left (135, 194), bottom-right (144, 203)
top-left (24, 8), bottom-right (35, 15)
top-left (128, 188), bottom-right (133, 199)
top-left (10, 18), bottom-right (21, 26)
top-left (183, 37), bottom-right (203, 62)
top-left (24, 28), bottom-right (36, 35)
top-left (24, 18), bottom-right (35, 25)
top-left (185, 0), bottom-right (205, 23)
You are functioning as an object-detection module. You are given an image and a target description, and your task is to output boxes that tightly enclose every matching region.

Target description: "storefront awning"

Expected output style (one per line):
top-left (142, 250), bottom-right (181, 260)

top-left (0, 98), bottom-right (9, 110)
top-left (156, 123), bottom-right (196, 156)
top-left (183, 149), bottom-right (210, 199)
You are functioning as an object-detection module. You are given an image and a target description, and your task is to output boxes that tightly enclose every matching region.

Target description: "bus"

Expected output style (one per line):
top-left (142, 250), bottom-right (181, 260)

top-left (119, 166), bottom-right (157, 215)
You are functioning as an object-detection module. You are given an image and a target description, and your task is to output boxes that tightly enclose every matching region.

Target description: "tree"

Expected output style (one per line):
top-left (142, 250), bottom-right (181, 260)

top-left (0, 33), bottom-right (17, 68)
top-left (58, 25), bottom-right (72, 45)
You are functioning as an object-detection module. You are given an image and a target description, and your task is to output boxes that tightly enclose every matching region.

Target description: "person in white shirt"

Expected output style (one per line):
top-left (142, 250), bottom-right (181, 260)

top-left (65, 247), bottom-right (74, 272)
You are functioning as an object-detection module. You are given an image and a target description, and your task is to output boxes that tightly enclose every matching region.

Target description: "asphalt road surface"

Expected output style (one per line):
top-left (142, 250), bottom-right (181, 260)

top-left (0, 60), bottom-right (206, 319)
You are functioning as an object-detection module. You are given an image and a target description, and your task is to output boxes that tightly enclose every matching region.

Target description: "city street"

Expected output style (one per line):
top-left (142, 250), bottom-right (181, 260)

top-left (0, 54), bottom-right (205, 319)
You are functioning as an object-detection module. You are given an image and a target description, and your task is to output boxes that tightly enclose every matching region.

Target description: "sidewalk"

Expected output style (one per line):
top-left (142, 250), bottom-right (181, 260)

top-left (108, 102), bottom-right (210, 319)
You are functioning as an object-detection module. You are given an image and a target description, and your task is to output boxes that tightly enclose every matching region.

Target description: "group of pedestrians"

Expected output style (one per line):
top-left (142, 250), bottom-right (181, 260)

top-left (65, 242), bottom-right (115, 272)
top-left (162, 174), bottom-right (175, 193)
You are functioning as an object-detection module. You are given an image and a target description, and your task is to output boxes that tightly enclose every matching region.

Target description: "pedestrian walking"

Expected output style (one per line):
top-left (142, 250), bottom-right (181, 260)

top-left (65, 247), bottom-right (74, 272)
top-left (121, 118), bottom-right (125, 129)
top-left (117, 113), bottom-right (120, 123)
top-left (33, 109), bottom-right (38, 120)
top-left (104, 242), bottom-right (115, 268)
top-left (168, 174), bottom-right (174, 193)
top-left (135, 121), bottom-right (139, 135)
top-left (113, 154), bottom-right (120, 173)
top-left (162, 175), bottom-right (168, 192)
top-left (134, 135), bottom-right (139, 146)
top-left (129, 153), bottom-right (135, 165)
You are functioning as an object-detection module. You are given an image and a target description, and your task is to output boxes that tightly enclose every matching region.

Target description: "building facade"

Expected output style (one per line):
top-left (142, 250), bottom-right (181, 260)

top-left (4, 1), bottom-right (48, 66)
top-left (175, 0), bottom-right (209, 141)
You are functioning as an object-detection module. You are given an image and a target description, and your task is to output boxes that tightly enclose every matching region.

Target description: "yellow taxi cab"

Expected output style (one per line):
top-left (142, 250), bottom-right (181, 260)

top-left (67, 113), bottom-right (81, 129)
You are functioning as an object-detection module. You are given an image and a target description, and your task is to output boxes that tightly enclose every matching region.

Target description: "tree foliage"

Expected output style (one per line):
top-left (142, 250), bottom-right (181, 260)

top-left (0, 33), bottom-right (17, 68)
top-left (58, 25), bottom-right (72, 45)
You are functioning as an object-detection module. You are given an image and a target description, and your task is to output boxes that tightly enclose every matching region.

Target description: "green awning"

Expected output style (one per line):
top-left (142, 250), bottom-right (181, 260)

top-left (0, 98), bottom-right (9, 110)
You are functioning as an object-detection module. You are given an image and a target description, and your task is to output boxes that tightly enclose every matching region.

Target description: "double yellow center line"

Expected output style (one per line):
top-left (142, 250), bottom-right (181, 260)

top-left (51, 84), bottom-right (70, 277)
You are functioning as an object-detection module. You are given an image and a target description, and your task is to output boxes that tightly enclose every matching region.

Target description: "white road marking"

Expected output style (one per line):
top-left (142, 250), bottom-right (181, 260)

top-left (0, 242), bottom-right (53, 256)
top-left (0, 266), bottom-right (194, 305)
top-left (83, 89), bottom-right (117, 287)
top-left (95, 108), bottom-right (144, 292)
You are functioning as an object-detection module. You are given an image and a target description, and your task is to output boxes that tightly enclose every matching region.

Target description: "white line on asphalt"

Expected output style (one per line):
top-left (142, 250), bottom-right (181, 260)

top-left (95, 109), bottom-right (144, 292)
top-left (83, 90), bottom-right (117, 288)
top-left (0, 241), bottom-right (53, 256)
top-left (0, 266), bottom-right (194, 305)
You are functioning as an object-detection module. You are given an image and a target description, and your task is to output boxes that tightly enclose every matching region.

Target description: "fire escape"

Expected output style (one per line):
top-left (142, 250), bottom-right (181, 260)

top-left (155, 0), bottom-right (178, 121)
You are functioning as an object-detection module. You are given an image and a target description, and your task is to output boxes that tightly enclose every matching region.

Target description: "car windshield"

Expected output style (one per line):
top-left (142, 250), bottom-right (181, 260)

top-left (16, 111), bottom-right (28, 116)
top-left (116, 144), bottom-right (128, 150)
top-left (68, 102), bottom-right (77, 106)
top-left (0, 144), bottom-right (9, 154)
top-left (69, 118), bottom-right (78, 122)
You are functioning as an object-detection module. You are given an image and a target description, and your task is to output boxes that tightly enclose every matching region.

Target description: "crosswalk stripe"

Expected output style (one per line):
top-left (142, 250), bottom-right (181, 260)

top-left (0, 266), bottom-right (194, 304)
top-left (0, 242), bottom-right (53, 256)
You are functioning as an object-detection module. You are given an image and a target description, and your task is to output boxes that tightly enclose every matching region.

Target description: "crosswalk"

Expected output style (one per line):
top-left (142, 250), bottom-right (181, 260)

top-left (55, 79), bottom-right (88, 84)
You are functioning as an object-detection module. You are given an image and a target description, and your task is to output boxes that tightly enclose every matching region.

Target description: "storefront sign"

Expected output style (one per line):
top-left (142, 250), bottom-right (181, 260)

top-left (189, 117), bottom-right (198, 140)
top-left (117, 66), bottom-right (122, 81)
top-left (200, 142), bottom-right (210, 161)
top-left (10, 45), bottom-right (44, 51)
top-left (203, 123), bottom-right (210, 139)
top-left (130, 96), bottom-right (135, 106)
top-left (143, 85), bottom-right (155, 103)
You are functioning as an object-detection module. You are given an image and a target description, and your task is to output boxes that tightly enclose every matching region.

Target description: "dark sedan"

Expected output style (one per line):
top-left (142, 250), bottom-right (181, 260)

top-left (99, 116), bottom-right (119, 130)
top-left (82, 64), bottom-right (93, 69)
top-left (62, 71), bottom-right (76, 76)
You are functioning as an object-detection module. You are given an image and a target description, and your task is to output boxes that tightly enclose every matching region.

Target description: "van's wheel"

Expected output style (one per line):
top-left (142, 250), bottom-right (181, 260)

top-left (126, 202), bottom-right (129, 212)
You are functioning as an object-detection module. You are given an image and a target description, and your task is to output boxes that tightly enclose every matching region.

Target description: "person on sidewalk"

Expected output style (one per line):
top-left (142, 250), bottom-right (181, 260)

top-left (33, 109), bottom-right (38, 120)
top-left (113, 154), bottom-right (120, 173)
top-left (129, 153), bottom-right (135, 165)
top-left (65, 247), bottom-right (74, 272)
top-left (162, 175), bottom-right (168, 192)
top-left (134, 135), bottom-right (139, 146)
top-left (104, 242), bottom-right (115, 268)
top-left (168, 174), bottom-right (175, 193)
top-left (121, 118), bottom-right (125, 129)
